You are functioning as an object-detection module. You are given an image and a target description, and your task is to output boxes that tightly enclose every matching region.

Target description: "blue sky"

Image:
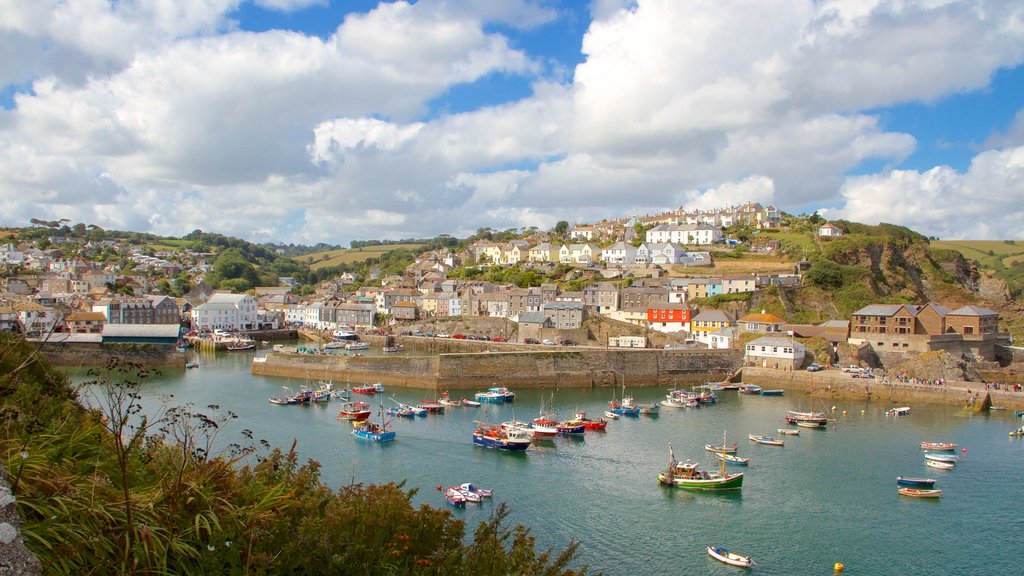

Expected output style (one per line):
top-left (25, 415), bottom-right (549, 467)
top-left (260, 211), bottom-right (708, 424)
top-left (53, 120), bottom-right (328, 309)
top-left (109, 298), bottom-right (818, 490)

top-left (2, 0), bottom-right (1023, 243)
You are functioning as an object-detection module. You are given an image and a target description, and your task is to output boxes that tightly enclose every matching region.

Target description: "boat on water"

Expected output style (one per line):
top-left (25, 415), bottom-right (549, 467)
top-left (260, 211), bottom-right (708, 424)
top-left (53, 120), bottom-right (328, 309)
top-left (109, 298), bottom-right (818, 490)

top-left (926, 460), bottom-right (956, 470)
top-left (459, 483), bottom-right (493, 498)
top-left (345, 341), bottom-right (370, 351)
top-left (445, 487), bottom-right (467, 507)
top-left (886, 406), bottom-right (911, 416)
top-left (705, 442), bottom-right (738, 454)
top-left (796, 420), bottom-right (824, 429)
top-left (417, 399), bottom-right (445, 413)
top-left (658, 442), bottom-right (743, 491)
top-left (382, 344), bottom-right (404, 353)
top-left (438, 391), bottom-right (462, 407)
top-left (707, 546), bottom-right (754, 568)
top-left (785, 410), bottom-right (829, 426)
top-left (323, 340), bottom-right (347, 350)
top-left (472, 421), bottom-right (531, 451)
top-left (638, 402), bottom-right (660, 415)
top-left (555, 419), bottom-right (586, 435)
top-left (185, 362), bottom-right (199, 369)
top-left (738, 384), bottom-right (762, 394)
top-left (777, 428), bottom-right (799, 436)
top-left (715, 452), bottom-right (750, 466)
top-left (337, 401), bottom-right (372, 421)
top-left (610, 383), bottom-right (642, 416)
top-left (331, 328), bottom-right (359, 341)
top-left (574, 411), bottom-right (608, 430)
top-left (749, 434), bottom-right (784, 446)
top-left (759, 389), bottom-right (784, 396)
top-left (603, 410), bottom-right (620, 420)
top-left (352, 382), bottom-right (385, 394)
top-left (352, 402), bottom-right (395, 442)
top-left (923, 452), bottom-right (958, 463)
top-left (898, 487), bottom-right (942, 498)
top-left (920, 441), bottom-right (957, 451)
top-left (462, 399), bottom-right (482, 407)
top-left (475, 386), bottom-right (516, 403)
top-left (897, 476), bottom-right (937, 488)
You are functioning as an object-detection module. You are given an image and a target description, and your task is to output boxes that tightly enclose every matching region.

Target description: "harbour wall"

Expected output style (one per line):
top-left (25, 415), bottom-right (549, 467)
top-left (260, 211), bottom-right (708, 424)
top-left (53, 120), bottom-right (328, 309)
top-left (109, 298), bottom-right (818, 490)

top-left (37, 342), bottom-right (185, 368)
top-left (741, 367), bottom-right (1024, 411)
top-left (251, 348), bottom-right (742, 390)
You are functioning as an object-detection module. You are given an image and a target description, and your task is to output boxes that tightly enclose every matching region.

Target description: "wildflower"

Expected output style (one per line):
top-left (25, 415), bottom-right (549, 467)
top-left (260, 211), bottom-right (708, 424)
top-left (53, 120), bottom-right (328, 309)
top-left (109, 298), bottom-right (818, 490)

top-left (207, 544), bottom-right (216, 552)
top-left (20, 451), bottom-right (28, 459)
top-left (225, 541), bottom-right (232, 548)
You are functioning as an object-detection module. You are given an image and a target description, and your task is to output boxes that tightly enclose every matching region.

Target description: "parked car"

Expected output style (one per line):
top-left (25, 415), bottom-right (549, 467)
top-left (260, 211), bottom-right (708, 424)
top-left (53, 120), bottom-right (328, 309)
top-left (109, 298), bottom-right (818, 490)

top-left (806, 363), bottom-right (823, 372)
top-left (490, 337), bottom-right (506, 342)
top-left (560, 339), bottom-right (577, 346)
top-left (451, 333), bottom-right (466, 339)
top-left (542, 339), bottom-right (555, 345)
top-left (524, 338), bottom-right (540, 344)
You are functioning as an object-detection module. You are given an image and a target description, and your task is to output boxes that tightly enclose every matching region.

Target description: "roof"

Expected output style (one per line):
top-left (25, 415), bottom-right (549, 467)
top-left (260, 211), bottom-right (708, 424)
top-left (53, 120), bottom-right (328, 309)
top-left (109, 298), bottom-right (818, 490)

top-left (102, 324), bottom-right (181, 338)
top-left (746, 336), bottom-right (803, 348)
top-left (852, 304), bottom-right (910, 317)
top-left (948, 305), bottom-right (998, 317)
top-left (691, 309), bottom-right (734, 323)
top-left (66, 311), bottom-right (106, 322)
top-left (543, 301), bottom-right (584, 311)
top-left (518, 311), bottom-right (548, 324)
top-left (738, 312), bottom-right (784, 324)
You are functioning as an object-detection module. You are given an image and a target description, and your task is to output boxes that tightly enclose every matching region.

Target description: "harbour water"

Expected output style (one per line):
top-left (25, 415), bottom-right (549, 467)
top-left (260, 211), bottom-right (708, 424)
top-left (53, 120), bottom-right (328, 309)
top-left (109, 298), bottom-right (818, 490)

top-left (69, 348), bottom-right (1023, 575)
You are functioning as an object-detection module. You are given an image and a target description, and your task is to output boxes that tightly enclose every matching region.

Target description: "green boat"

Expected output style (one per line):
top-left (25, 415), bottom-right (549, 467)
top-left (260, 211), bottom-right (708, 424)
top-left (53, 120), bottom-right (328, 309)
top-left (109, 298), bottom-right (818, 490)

top-left (657, 442), bottom-right (744, 491)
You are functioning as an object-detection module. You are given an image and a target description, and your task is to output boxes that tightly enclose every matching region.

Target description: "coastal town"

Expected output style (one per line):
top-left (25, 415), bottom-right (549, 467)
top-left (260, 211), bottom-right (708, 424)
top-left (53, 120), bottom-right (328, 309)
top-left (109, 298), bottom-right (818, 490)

top-left (0, 202), bottom-right (1018, 400)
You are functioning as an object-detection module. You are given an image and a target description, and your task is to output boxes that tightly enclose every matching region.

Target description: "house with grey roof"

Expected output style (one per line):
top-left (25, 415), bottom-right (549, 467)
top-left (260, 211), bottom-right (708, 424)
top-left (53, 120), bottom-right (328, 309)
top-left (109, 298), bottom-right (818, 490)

top-left (744, 336), bottom-right (806, 370)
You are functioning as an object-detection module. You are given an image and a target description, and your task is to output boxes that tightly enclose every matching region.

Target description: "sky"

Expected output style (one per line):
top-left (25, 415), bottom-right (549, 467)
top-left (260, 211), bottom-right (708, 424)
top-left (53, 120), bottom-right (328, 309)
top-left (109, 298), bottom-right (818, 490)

top-left (2, 0), bottom-right (1023, 246)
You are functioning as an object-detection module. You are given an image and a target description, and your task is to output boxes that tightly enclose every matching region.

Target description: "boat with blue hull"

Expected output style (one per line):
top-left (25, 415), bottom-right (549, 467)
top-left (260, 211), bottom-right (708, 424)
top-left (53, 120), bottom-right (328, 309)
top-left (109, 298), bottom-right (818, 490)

top-left (474, 386), bottom-right (516, 403)
top-left (352, 402), bottom-right (395, 442)
top-left (897, 476), bottom-right (936, 488)
top-left (472, 421), bottom-right (531, 451)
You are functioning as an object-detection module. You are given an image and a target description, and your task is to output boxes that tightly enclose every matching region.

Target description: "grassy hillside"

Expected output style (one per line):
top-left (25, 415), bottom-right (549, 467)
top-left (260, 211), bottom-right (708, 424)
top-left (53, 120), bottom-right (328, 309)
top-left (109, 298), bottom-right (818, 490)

top-left (931, 240), bottom-right (1024, 262)
top-left (301, 243), bottom-right (426, 270)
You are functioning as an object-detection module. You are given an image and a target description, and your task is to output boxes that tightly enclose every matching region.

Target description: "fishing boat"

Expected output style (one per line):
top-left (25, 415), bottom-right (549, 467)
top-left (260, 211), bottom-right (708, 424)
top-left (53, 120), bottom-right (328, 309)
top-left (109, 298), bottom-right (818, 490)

top-left (897, 476), bottom-right (937, 488)
top-left (438, 391), bottom-right (462, 407)
top-left (796, 421), bottom-right (824, 429)
top-left (886, 406), bottom-right (911, 416)
top-left (472, 421), bottom-right (531, 451)
top-left (459, 483), bottom-right (493, 498)
top-left (777, 428), bottom-right (799, 436)
top-left (352, 382), bottom-right (385, 394)
top-left (331, 328), bottom-right (359, 341)
top-left (662, 388), bottom-right (699, 408)
top-left (475, 386), bottom-right (515, 403)
top-left (418, 399), bottom-right (446, 413)
top-left (704, 442), bottom-right (738, 455)
top-left (759, 389), bottom-right (784, 396)
top-left (707, 546), bottom-right (754, 568)
top-left (344, 341), bottom-right (370, 351)
top-left (898, 487), bottom-right (942, 498)
top-left (920, 442), bottom-right (957, 451)
top-left (785, 410), bottom-right (829, 426)
top-left (923, 452), bottom-right (958, 463)
top-left (610, 383), bottom-right (642, 416)
top-left (603, 410), bottom-right (620, 420)
top-left (926, 460), bottom-right (956, 470)
top-left (574, 411), bottom-right (608, 430)
top-left (555, 419), bottom-right (586, 435)
top-left (715, 452), bottom-right (750, 466)
top-left (528, 421), bottom-right (558, 439)
top-left (269, 386), bottom-right (304, 405)
top-left (658, 443), bottom-right (743, 491)
top-left (337, 401), bottom-right (372, 421)
top-left (445, 487), bottom-right (467, 507)
top-left (749, 434), bottom-right (784, 446)
top-left (352, 402), bottom-right (395, 442)
top-left (323, 340), bottom-right (347, 350)
top-left (738, 384), bottom-right (762, 394)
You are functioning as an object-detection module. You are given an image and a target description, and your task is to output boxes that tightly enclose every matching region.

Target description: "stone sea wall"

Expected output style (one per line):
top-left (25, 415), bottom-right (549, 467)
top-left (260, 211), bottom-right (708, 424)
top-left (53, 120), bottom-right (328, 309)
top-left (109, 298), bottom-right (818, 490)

top-left (252, 348), bottom-right (743, 390)
top-left (36, 342), bottom-right (185, 368)
top-left (741, 367), bottom-right (1024, 411)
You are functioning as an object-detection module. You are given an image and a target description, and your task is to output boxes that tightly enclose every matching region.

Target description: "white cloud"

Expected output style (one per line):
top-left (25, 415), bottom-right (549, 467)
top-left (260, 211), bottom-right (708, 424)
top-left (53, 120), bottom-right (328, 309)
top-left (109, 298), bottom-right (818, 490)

top-left (834, 145), bottom-right (1024, 240)
top-left (1, 0), bottom-right (1023, 243)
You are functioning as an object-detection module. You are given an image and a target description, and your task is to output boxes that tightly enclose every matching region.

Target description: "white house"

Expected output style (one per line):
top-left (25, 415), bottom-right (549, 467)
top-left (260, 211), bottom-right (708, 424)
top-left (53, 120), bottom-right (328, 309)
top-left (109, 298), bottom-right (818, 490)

top-left (601, 242), bottom-right (638, 265)
top-left (559, 243), bottom-right (599, 264)
top-left (190, 293), bottom-right (258, 331)
top-left (648, 242), bottom-right (686, 265)
top-left (817, 223), bottom-right (843, 237)
top-left (744, 336), bottom-right (806, 370)
top-left (646, 223), bottom-right (722, 245)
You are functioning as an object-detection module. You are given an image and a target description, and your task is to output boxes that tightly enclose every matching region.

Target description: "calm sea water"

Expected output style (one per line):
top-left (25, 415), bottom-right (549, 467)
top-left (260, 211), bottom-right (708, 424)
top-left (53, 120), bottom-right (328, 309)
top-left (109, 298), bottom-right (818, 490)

top-left (68, 348), bottom-right (1024, 576)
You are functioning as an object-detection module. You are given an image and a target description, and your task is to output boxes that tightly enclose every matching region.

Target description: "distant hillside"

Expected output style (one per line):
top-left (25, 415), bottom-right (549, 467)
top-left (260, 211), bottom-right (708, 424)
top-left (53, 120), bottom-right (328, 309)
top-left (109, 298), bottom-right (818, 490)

top-left (300, 243), bottom-right (426, 270)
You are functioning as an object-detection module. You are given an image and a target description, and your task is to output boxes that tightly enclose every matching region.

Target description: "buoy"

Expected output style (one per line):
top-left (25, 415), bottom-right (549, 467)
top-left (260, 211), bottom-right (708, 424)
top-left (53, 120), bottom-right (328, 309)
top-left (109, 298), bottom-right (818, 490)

top-left (861, 409), bottom-right (865, 415)
top-left (842, 410), bottom-right (847, 416)
top-left (962, 447), bottom-right (967, 454)
top-left (834, 561), bottom-right (845, 572)
top-left (436, 484), bottom-right (442, 491)
top-left (831, 405), bottom-right (836, 412)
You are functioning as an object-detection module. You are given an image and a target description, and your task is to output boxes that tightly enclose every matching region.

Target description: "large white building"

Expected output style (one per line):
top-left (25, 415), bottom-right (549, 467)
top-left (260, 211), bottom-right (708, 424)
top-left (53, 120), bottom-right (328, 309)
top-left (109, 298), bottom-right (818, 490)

top-left (190, 293), bottom-right (258, 331)
top-left (646, 223), bottom-right (722, 245)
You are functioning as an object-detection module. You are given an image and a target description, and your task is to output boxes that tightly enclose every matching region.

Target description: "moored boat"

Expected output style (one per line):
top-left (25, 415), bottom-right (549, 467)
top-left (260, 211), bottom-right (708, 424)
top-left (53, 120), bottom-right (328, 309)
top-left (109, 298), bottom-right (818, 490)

top-left (459, 483), bottom-right (493, 498)
top-left (886, 406), bottom-right (911, 416)
top-left (738, 384), bottom-right (762, 394)
top-left (785, 410), bottom-right (829, 426)
top-left (897, 476), bottom-right (937, 488)
top-left (898, 487), bottom-right (941, 498)
top-left (352, 382), bottom-right (385, 394)
top-left (352, 402), bottom-right (395, 442)
top-left (337, 401), bottom-right (372, 421)
top-left (445, 487), bottom-right (467, 507)
top-left (707, 545), bottom-right (754, 568)
top-left (472, 421), bottom-right (531, 451)
top-left (715, 452), bottom-right (750, 466)
top-left (749, 434), bottom-right (784, 446)
top-left (759, 389), bottom-right (784, 396)
top-left (658, 443), bottom-right (743, 491)
top-left (344, 341), bottom-right (370, 351)
top-left (705, 442), bottom-right (738, 454)
top-left (574, 411), bottom-right (608, 430)
top-left (926, 460), bottom-right (956, 470)
top-left (555, 419), bottom-right (586, 435)
top-left (777, 428), bottom-right (799, 436)
top-left (603, 410), bottom-right (620, 420)
top-left (923, 452), bottom-right (958, 463)
top-left (226, 339), bottom-right (256, 351)
top-left (920, 441), bottom-right (957, 451)
top-left (796, 421), bottom-right (824, 429)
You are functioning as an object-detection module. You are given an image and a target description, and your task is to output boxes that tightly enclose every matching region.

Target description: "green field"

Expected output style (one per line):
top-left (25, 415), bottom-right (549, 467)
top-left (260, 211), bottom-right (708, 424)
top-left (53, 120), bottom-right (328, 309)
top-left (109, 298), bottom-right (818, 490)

top-left (760, 231), bottom-right (817, 252)
top-left (931, 240), bottom-right (1024, 262)
top-left (301, 243), bottom-right (425, 269)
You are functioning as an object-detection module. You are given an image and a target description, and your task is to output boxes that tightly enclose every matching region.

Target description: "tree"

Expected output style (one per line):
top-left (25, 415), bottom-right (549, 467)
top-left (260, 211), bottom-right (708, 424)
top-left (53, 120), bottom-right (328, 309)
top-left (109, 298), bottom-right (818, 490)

top-left (803, 259), bottom-right (844, 289)
top-left (554, 220), bottom-right (569, 235)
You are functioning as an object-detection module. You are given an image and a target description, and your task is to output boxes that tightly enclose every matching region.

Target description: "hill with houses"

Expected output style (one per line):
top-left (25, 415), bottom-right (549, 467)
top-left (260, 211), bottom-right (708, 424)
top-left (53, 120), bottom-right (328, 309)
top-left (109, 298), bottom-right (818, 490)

top-left (0, 203), bottom-right (1020, 379)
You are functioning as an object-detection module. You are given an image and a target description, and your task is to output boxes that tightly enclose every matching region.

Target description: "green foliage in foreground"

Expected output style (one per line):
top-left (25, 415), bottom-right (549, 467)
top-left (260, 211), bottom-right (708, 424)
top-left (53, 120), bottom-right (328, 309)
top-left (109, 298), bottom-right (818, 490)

top-left (0, 334), bottom-right (589, 575)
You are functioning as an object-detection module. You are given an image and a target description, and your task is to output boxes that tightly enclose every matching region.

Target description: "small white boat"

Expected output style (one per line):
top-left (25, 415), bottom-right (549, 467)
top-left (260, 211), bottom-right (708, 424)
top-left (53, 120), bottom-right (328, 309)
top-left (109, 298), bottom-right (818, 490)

top-left (777, 428), bottom-right (799, 436)
top-left (923, 452), bottom-right (958, 463)
top-left (462, 399), bottom-right (482, 407)
top-left (796, 421), bottom-right (824, 429)
top-left (898, 487), bottom-right (942, 498)
top-left (926, 460), bottom-right (955, 470)
top-left (748, 434), bottom-right (784, 446)
top-left (603, 410), bottom-right (620, 420)
top-left (886, 406), bottom-right (911, 416)
top-left (707, 545), bottom-right (754, 568)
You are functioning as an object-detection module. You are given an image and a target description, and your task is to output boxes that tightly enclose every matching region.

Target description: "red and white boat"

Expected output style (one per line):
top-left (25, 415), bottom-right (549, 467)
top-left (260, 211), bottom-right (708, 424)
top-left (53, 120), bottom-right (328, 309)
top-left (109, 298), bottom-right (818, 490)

top-left (336, 401), bottom-right (371, 420)
top-left (352, 383), bottom-right (385, 394)
top-left (574, 411), bottom-right (608, 431)
top-left (920, 441), bottom-right (957, 451)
